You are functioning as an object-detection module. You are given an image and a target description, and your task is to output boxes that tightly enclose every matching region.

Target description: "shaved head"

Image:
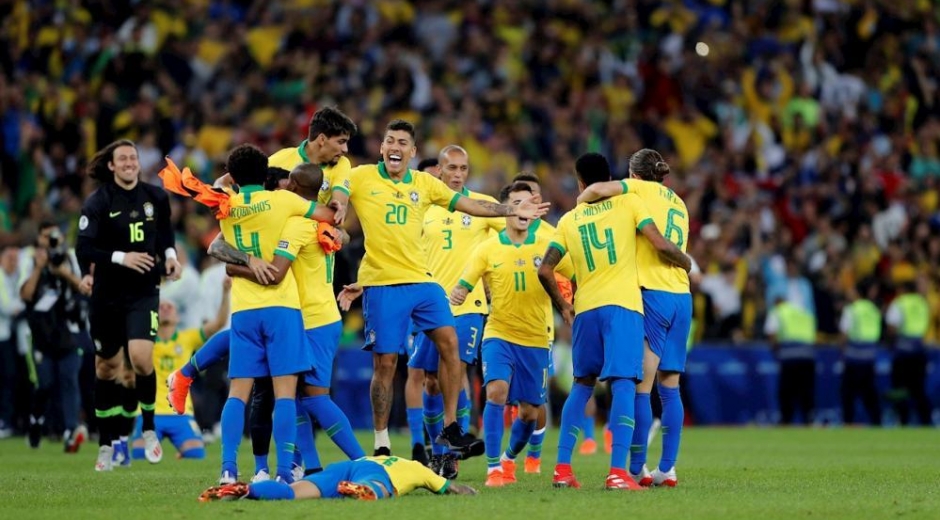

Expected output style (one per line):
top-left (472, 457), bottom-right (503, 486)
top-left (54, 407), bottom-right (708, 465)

top-left (289, 163), bottom-right (323, 201)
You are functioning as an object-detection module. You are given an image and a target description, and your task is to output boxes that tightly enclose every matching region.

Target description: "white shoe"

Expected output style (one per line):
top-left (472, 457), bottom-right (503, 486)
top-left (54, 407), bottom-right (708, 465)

top-left (95, 446), bottom-right (114, 472)
top-left (291, 464), bottom-right (304, 482)
top-left (219, 471), bottom-right (237, 485)
top-left (142, 430), bottom-right (163, 464)
top-left (111, 442), bottom-right (126, 465)
top-left (650, 466), bottom-right (677, 487)
top-left (251, 470), bottom-right (271, 483)
top-left (630, 464), bottom-right (652, 486)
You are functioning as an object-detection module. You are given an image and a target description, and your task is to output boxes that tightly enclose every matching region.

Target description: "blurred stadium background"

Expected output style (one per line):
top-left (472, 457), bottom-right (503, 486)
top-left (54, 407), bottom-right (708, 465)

top-left (0, 0), bottom-right (938, 441)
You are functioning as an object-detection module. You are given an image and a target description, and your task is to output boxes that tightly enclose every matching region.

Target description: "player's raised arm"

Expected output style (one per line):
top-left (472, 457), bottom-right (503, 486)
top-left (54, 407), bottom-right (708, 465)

top-left (451, 194), bottom-right (549, 220)
top-left (576, 180), bottom-right (624, 205)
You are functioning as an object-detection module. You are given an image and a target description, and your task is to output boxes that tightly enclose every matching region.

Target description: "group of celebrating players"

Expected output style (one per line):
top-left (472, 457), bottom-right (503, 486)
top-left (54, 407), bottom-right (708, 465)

top-left (76, 105), bottom-right (694, 502)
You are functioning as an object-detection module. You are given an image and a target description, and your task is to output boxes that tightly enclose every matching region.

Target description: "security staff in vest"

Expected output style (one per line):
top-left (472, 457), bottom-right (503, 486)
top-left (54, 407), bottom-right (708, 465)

top-left (838, 281), bottom-right (883, 425)
top-left (765, 296), bottom-right (817, 425)
top-left (885, 280), bottom-right (933, 426)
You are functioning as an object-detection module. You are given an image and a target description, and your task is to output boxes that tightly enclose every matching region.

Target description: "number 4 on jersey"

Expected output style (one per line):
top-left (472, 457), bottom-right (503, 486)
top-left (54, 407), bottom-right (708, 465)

top-left (577, 222), bottom-right (616, 272)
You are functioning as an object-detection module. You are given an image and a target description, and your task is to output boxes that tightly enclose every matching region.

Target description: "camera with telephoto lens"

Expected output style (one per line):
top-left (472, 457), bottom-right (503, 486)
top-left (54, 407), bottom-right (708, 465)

top-left (47, 229), bottom-right (68, 267)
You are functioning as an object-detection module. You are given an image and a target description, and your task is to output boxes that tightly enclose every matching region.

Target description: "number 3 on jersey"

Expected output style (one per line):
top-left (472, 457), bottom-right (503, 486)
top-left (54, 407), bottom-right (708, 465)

top-left (129, 222), bottom-right (144, 243)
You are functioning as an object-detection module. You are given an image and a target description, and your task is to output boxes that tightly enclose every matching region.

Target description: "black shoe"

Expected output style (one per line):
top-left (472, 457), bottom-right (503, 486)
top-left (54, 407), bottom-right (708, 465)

top-left (28, 416), bottom-right (42, 449)
top-left (434, 422), bottom-right (480, 456)
top-left (373, 446), bottom-right (391, 457)
top-left (428, 454), bottom-right (443, 475)
top-left (440, 453), bottom-right (459, 479)
top-left (412, 443), bottom-right (429, 466)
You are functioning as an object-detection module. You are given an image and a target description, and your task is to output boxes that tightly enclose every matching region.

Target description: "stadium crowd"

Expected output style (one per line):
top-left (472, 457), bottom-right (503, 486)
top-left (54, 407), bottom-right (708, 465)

top-left (1, 0), bottom-right (939, 440)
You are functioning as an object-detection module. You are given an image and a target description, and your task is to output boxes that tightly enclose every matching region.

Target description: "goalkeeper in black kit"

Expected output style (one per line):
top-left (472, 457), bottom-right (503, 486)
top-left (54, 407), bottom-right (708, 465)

top-left (76, 139), bottom-right (182, 472)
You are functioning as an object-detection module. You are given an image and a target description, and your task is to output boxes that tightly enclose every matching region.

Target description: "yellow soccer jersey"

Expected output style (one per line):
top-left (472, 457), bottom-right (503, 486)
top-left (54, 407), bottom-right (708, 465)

top-left (459, 231), bottom-right (574, 348)
top-left (154, 329), bottom-right (206, 415)
top-left (348, 163), bottom-right (461, 286)
top-left (622, 179), bottom-right (690, 294)
top-left (274, 217), bottom-right (341, 329)
top-left (551, 193), bottom-right (653, 315)
top-left (366, 456), bottom-right (449, 496)
top-left (268, 142), bottom-right (352, 206)
top-left (220, 186), bottom-right (314, 312)
top-left (423, 188), bottom-right (503, 316)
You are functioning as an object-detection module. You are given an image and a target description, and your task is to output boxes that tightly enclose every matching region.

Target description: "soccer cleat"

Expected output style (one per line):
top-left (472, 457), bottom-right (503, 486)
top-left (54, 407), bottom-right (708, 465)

top-left (251, 469), bottom-right (271, 484)
top-left (435, 422), bottom-right (483, 458)
top-left (500, 459), bottom-right (517, 484)
top-left (606, 472), bottom-right (646, 491)
top-left (64, 425), bottom-right (87, 454)
top-left (485, 469), bottom-right (505, 487)
top-left (552, 466), bottom-right (581, 489)
top-left (198, 482), bottom-right (249, 502)
top-left (166, 370), bottom-right (193, 416)
top-left (439, 453), bottom-right (459, 479)
top-left (428, 455), bottom-right (443, 475)
top-left (219, 471), bottom-right (237, 485)
top-left (95, 445), bottom-right (114, 472)
top-left (630, 464), bottom-right (653, 487)
top-left (524, 456), bottom-right (541, 474)
top-left (142, 430), bottom-right (163, 463)
top-left (457, 439), bottom-right (485, 460)
top-left (373, 446), bottom-right (391, 457)
top-left (338, 480), bottom-right (378, 500)
top-left (412, 442), bottom-right (429, 467)
top-left (579, 438), bottom-right (598, 455)
top-left (651, 466), bottom-right (678, 487)
top-left (111, 442), bottom-right (125, 465)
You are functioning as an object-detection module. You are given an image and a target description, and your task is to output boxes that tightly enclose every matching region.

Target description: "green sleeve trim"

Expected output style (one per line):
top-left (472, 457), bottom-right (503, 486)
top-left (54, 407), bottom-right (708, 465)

top-left (620, 180), bottom-right (629, 194)
top-left (637, 217), bottom-right (653, 231)
top-left (199, 328), bottom-right (207, 343)
top-left (332, 185), bottom-right (350, 195)
top-left (274, 249), bottom-right (296, 261)
top-left (548, 242), bottom-right (566, 256)
top-left (458, 279), bottom-right (475, 291)
top-left (437, 479), bottom-right (451, 495)
top-left (304, 201), bottom-right (317, 219)
top-left (447, 192), bottom-right (462, 212)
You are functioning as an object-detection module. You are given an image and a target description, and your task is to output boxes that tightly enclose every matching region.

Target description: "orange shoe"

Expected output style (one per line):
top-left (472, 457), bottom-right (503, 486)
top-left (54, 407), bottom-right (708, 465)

top-left (579, 438), bottom-right (598, 455)
top-left (552, 465), bottom-right (581, 489)
top-left (606, 471), bottom-right (646, 491)
top-left (166, 370), bottom-right (193, 416)
top-left (500, 459), bottom-right (517, 483)
top-left (198, 482), bottom-right (249, 502)
top-left (604, 428), bottom-right (612, 454)
top-left (338, 481), bottom-right (379, 500)
top-left (524, 456), bottom-right (541, 474)
top-left (485, 469), bottom-right (505, 487)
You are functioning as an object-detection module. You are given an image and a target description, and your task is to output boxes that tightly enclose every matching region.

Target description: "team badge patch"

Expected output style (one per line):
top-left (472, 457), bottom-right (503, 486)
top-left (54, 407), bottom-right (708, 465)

top-left (175, 345), bottom-right (183, 356)
top-left (143, 202), bottom-right (154, 218)
top-left (79, 215), bottom-right (88, 230)
top-left (278, 240), bottom-right (289, 249)
top-left (461, 215), bottom-right (472, 227)
top-left (320, 180), bottom-right (330, 192)
top-left (533, 255), bottom-right (543, 268)
top-left (410, 191), bottom-right (419, 204)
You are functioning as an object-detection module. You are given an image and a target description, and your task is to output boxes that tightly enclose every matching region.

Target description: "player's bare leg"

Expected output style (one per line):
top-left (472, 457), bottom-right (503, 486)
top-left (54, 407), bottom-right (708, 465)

top-left (370, 352), bottom-right (398, 454)
top-left (426, 326), bottom-right (481, 455)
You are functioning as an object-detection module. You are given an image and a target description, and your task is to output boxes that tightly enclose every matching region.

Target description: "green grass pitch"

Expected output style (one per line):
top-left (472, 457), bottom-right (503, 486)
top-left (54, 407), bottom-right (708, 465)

top-left (2, 428), bottom-right (937, 519)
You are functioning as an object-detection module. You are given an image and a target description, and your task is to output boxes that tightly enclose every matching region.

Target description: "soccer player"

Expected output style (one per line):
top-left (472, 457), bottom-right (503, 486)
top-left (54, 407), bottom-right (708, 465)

top-left (212, 163), bottom-right (364, 476)
top-left (131, 277), bottom-right (230, 460)
top-left (77, 139), bottom-right (182, 472)
top-left (268, 106), bottom-right (357, 223)
top-left (199, 455), bottom-right (477, 502)
top-left (213, 144), bottom-right (336, 484)
top-left (450, 182), bottom-right (574, 487)
top-left (334, 119), bottom-right (549, 457)
top-left (576, 149), bottom-right (693, 487)
top-left (409, 145), bottom-right (503, 475)
top-left (537, 153), bottom-right (690, 490)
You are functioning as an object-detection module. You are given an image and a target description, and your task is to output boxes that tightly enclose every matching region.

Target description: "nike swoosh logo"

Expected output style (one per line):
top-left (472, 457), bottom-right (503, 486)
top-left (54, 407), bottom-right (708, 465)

top-left (424, 220), bottom-right (435, 225)
top-left (493, 263), bottom-right (503, 269)
top-left (370, 191), bottom-right (382, 196)
top-left (109, 211), bottom-right (121, 218)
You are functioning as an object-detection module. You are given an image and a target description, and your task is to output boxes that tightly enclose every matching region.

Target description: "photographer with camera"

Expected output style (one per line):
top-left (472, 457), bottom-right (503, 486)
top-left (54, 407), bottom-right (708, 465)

top-left (19, 222), bottom-right (90, 451)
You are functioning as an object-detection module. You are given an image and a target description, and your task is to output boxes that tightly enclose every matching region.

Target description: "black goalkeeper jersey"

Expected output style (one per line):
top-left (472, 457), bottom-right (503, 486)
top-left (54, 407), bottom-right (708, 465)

top-left (77, 181), bottom-right (175, 301)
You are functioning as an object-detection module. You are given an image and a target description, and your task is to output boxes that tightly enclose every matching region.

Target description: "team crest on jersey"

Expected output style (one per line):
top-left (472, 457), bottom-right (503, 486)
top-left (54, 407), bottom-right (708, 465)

top-left (461, 215), bottom-right (472, 228)
top-left (515, 258), bottom-right (526, 267)
top-left (410, 191), bottom-right (419, 204)
top-left (79, 215), bottom-right (88, 230)
top-left (533, 255), bottom-right (543, 268)
top-left (143, 202), bottom-right (154, 219)
top-left (175, 345), bottom-right (183, 356)
top-left (320, 179), bottom-right (330, 192)
top-left (443, 217), bottom-right (454, 226)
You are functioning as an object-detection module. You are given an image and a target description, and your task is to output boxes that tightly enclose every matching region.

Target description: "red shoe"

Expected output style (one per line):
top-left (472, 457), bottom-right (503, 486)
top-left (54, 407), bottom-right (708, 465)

top-left (552, 465), bottom-right (581, 489)
top-left (166, 370), bottom-right (193, 416)
top-left (485, 469), bottom-right (506, 487)
top-left (500, 459), bottom-right (517, 484)
top-left (524, 456), bottom-right (541, 474)
top-left (606, 471), bottom-right (646, 491)
top-left (579, 438), bottom-right (598, 455)
top-left (198, 482), bottom-right (249, 502)
top-left (338, 481), bottom-right (378, 500)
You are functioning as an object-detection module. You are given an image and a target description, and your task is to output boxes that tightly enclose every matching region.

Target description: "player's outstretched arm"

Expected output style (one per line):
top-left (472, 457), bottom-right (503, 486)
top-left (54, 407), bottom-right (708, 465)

top-left (445, 483), bottom-right (478, 496)
top-left (207, 232), bottom-right (279, 284)
top-left (538, 246), bottom-right (575, 325)
top-left (639, 223), bottom-right (692, 272)
top-left (576, 181), bottom-right (622, 205)
top-left (452, 196), bottom-right (549, 220)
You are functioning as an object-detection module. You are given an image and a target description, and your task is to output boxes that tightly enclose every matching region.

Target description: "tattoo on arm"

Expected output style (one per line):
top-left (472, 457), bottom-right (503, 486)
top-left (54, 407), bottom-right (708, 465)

top-left (537, 248), bottom-right (568, 312)
top-left (659, 244), bottom-right (692, 272)
top-left (469, 199), bottom-right (514, 217)
top-left (208, 235), bottom-right (249, 266)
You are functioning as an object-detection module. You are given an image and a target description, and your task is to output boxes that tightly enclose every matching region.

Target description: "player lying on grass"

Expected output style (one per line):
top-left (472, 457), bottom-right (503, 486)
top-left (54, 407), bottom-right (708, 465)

top-left (199, 455), bottom-right (477, 502)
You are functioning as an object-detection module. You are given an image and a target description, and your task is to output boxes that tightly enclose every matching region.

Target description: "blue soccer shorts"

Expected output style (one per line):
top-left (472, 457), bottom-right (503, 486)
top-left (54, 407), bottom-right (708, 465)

top-left (132, 414), bottom-right (202, 456)
top-left (303, 321), bottom-right (343, 388)
top-left (229, 307), bottom-right (309, 378)
top-left (641, 290), bottom-right (692, 373)
top-left (362, 283), bottom-right (455, 355)
top-left (571, 305), bottom-right (644, 381)
top-left (304, 459), bottom-right (395, 499)
top-left (481, 338), bottom-right (550, 406)
top-left (409, 313), bottom-right (484, 371)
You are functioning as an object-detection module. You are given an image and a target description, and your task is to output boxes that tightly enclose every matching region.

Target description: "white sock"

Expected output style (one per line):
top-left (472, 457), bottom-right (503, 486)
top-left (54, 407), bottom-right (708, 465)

top-left (500, 452), bottom-right (514, 462)
top-left (374, 429), bottom-right (390, 451)
top-left (532, 427), bottom-right (546, 436)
